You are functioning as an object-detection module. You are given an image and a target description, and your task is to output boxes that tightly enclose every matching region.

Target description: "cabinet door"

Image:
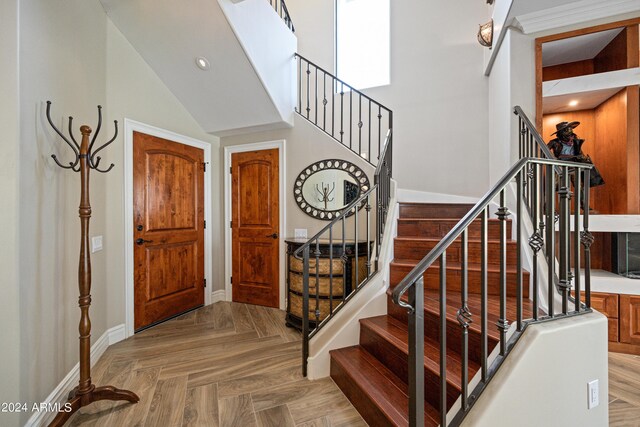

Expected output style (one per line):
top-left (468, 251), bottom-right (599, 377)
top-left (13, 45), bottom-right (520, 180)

top-left (620, 295), bottom-right (640, 345)
top-left (590, 292), bottom-right (619, 318)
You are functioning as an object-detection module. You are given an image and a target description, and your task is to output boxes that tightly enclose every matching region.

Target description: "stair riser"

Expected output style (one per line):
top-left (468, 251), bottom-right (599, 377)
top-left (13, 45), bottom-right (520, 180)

top-left (394, 239), bottom-right (518, 265)
top-left (386, 296), bottom-right (499, 365)
top-left (390, 264), bottom-right (530, 299)
top-left (399, 204), bottom-right (475, 219)
top-left (330, 356), bottom-right (399, 427)
top-left (397, 219), bottom-right (511, 240)
top-left (360, 324), bottom-right (460, 411)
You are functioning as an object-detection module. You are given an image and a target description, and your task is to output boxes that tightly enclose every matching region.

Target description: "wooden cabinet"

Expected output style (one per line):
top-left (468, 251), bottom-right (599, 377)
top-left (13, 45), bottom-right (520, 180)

top-left (285, 239), bottom-right (370, 331)
top-left (620, 294), bottom-right (640, 345)
top-left (586, 291), bottom-right (619, 343)
top-left (588, 291), bottom-right (640, 354)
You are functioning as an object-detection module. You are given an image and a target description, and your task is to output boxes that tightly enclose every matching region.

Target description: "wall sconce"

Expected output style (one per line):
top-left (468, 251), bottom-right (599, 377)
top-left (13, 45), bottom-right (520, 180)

top-left (477, 20), bottom-right (494, 48)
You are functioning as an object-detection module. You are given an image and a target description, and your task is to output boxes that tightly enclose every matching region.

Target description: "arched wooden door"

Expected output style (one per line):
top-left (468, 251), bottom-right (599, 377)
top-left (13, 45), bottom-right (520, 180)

top-left (231, 148), bottom-right (280, 308)
top-left (133, 131), bottom-right (205, 330)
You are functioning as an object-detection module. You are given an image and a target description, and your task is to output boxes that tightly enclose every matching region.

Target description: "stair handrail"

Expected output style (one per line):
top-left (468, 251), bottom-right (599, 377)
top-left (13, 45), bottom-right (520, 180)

top-left (391, 155), bottom-right (594, 427)
top-left (294, 129), bottom-right (392, 376)
top-left (295, 53), bottom-right (393, 168)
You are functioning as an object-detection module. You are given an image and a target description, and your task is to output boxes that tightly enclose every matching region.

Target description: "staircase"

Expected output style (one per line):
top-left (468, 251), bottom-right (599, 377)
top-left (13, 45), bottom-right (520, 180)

top-left (330, 202), bottom-right (536, 426)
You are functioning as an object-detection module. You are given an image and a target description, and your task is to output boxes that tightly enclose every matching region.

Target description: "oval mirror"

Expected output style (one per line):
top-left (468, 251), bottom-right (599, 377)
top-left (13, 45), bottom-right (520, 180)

top-left (294, 159), bottom-right (370, 220)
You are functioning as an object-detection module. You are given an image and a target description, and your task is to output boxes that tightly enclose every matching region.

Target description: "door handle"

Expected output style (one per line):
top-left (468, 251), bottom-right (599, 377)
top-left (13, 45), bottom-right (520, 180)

top-left (135, 238), bottom-right (154, 245)
top-left (265, 233), bottom-right (278, 239)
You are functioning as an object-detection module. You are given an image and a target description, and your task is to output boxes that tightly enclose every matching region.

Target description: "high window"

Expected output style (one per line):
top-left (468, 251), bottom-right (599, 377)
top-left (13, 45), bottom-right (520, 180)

top-left (336, 0), bottom-right (390, 90)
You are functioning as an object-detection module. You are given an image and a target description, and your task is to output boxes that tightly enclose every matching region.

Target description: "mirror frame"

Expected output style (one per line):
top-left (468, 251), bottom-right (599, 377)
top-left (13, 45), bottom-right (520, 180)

top-left (294, 159), bottom-right (371, 220)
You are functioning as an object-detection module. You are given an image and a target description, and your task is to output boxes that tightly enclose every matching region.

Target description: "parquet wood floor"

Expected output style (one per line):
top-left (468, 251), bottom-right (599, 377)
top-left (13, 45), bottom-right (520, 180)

top-left (67, 302), bottom-right (366, 427)
top-left (64, 301), bottom-right (639, 426)
top-left (609, 352), bottom-right (640, 427)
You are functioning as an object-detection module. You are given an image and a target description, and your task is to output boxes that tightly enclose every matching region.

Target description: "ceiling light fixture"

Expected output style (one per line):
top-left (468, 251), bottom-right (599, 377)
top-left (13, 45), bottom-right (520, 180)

top-left (195, 56), bottom-right (210, 71)
top-left (477, 19), bottom-right (494, 48)
top-left (569, 100), bottom-right (579, 107)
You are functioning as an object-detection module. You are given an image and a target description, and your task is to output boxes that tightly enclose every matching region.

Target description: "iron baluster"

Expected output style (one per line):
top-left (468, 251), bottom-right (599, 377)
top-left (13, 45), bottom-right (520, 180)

top-left (530, 164), bottom-right (541, 320)
top-left (516, 171), bottom-right (523, 331)
top-left (329, 226), bottom-right (334, 314)
top-left (582, 169), bottom-right (592, 309)
top-left (481, 208), bottom-right (488, 382)
top-left (459, 229), bottom-right (470, 410)
top-left (559, 166), bottom-right (570, 314)
top-left (407, 278), bottom-right (424, 427)
top-left (315, 241), bottom-right (321, 324)
top-left (302, 246), bottom-right (310, 376)
top-left (574, 167), bottom-right (582, 312)
top-left (546, 164), bottom-right (556, 317)
top-left (496, 191), bottom-right (509, 355)
top-left (305, 62), bottom-right (310, 119)
top-left (439, 253), bottom-right (447, 427)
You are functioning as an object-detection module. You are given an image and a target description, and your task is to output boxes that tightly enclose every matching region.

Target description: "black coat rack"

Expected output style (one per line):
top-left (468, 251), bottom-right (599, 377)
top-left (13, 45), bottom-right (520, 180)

top-left (45, 101), bottom-right (139, 427)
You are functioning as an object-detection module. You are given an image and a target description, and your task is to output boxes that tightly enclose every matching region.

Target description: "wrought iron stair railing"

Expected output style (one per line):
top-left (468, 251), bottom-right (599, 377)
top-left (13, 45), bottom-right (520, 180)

top-left (391, 113), bottom-right (594, 425)
top-left (269, 0), bottom-right (295, 32)
top-left (294, 129), bottom-right (393, 376)
top-left (514, 105), bottom-right (592, 309)
top-left (295, 54), bottom-right (393, 168)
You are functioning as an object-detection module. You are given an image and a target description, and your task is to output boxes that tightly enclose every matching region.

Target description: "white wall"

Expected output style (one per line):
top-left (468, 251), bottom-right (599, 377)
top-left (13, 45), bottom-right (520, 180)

top-left (286, 0), bottom-right (491, 198)
top-left (0, 1), bottom-right (22, 426)
top-left (221, 115), bottom-right (374, 241)
top-left (12, 2), bottom-right (220, 425)
top-left (460, 312), bottom-right (609, 427)
top-left (488, 28), bottom-right (536, 184)
top-left (104, 19), bottom-right (222, 329)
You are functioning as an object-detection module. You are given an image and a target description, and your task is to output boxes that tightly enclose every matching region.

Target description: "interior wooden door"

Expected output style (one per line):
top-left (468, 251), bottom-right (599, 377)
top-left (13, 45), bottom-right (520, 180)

top-left (231, 148), bottom-right (280, 308)
top-left (133, 131), bottom-right (205, 331)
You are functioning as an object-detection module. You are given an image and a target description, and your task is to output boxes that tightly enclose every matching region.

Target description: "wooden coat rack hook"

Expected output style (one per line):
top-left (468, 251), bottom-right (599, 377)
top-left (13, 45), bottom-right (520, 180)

top-left (45, 101), bottom-right (139, 427)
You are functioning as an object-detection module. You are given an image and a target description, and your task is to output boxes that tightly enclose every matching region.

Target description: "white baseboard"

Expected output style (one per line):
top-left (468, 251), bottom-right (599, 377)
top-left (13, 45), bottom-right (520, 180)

top-left (211, 290), bottom-right (226, 303)
top-left (25, 324), bottom-right (126, 427)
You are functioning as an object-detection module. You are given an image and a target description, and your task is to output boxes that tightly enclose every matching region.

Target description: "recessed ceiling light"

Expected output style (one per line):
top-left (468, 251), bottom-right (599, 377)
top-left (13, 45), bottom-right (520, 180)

top-left (195, 57), bottom-right (210, 71)
top-left (569, 100), bottom-right (579, 107)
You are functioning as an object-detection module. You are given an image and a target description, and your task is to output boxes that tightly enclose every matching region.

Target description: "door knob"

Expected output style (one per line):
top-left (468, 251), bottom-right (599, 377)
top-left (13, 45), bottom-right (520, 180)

top-left (266, 233), bottom-right (278, 239)
top-left (135, 238), bottom-right (154, 245)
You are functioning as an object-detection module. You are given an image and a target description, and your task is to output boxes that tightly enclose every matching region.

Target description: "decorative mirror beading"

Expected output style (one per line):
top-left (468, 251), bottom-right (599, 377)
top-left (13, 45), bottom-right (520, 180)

top-left (294, 159), bottom-right (370, 220)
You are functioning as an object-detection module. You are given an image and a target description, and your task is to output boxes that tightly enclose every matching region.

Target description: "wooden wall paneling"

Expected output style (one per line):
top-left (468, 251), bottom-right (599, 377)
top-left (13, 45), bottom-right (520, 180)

top-left (625, 86), bottom-right (639, 213)
top-left (542, 59), bottom-right (594, 82)
top-left (620, 294), bottom-right (640, 345)
top-left (590, 291), bottom-right (619, 318)
top-left (572, 232), bottom-right (611, 271)
top-left (594, 89), bottom-right (629, 214)
top-left (536, 40), bottom-right (543, 131)
top-left (594, 28), bottom-right (629, 73)
top-left (626, 25), bottom-right (639, 67)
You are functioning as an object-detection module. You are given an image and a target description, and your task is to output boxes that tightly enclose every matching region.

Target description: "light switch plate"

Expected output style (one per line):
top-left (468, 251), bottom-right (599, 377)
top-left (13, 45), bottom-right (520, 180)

top-left (587, 379), bottom-right (599, 409)
top-left (294, 228), bottom-right (307, 239)
top-left (91, 236), bottom-right (103, 253)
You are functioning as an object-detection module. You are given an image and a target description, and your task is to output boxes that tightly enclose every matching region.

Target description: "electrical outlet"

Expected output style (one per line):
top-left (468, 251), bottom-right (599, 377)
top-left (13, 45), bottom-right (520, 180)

top-left (587, 379), bottom-right (599, 409)
top-left (91, 236), bottom-right (103, 253)
top-left (294, 228), bottom-right (307, 239)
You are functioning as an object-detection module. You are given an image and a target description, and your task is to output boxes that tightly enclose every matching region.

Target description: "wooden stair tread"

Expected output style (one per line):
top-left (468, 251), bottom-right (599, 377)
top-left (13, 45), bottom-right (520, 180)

top-left (360, 315), bottom-right (480, 389)
top-left (330, 346), bottom-right (440, 427)
top-left (391, 258), bottom-right (525, 273)
top-left (387, 288), bottom-right (539, 341)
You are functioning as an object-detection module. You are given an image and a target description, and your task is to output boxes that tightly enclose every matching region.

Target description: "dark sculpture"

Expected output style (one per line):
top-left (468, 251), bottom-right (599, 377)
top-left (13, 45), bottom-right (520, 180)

top-left (547, 121), bottom-right (604, 209)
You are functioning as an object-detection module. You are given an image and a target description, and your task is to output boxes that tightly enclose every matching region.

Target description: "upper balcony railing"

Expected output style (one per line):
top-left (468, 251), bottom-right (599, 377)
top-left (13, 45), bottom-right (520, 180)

top-left (269, 0), bottom-right (295, 32)
top-left (295, 54), bottom-right (393, 168)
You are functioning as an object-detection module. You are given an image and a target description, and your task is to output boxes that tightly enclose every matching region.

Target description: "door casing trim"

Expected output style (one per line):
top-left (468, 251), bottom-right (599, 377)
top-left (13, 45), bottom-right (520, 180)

top-left (224, 140), bottom-right (286, 310)
top-left (124, 119), bottom-right (213, 337)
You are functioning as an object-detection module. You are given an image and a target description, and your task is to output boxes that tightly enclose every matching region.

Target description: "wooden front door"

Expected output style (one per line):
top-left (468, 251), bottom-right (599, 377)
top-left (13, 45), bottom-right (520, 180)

top-left (133, 131), bottom-right (205, 331)
top-left (231, 148), bottom-right (280, 308)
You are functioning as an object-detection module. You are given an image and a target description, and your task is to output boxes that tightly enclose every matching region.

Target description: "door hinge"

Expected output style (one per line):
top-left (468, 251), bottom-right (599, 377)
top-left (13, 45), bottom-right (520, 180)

top-left (230, 276), bottom-right (233, 284)
top-left (229, 166), bottom-right (232, 174)
top-left (204, 220), bottom-right (206, 229)
top-left (203, 278), bottom-right (207, 288)
top-left (230, 220), bottom-right (233, 228)
top-left (203, 162), bottom-right (207, 172)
